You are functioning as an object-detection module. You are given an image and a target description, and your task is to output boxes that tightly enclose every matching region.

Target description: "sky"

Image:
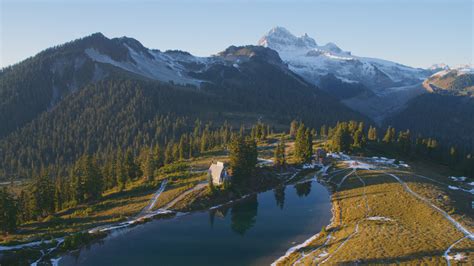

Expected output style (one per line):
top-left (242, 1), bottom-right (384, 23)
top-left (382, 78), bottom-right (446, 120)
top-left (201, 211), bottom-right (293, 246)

top-left (1, 0), bottom-right (472, 68)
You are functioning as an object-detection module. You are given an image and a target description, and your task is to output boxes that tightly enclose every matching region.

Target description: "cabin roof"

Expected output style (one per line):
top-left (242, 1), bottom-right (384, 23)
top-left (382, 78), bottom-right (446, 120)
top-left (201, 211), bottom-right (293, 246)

top-left (209, 161), bottom-right (225, 176)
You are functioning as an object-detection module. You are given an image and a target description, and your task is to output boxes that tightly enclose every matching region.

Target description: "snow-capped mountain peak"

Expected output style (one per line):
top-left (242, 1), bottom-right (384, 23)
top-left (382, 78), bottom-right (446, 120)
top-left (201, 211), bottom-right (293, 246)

top-left (258, 26), bottom-right (318, 50)
top-left (428, 63), bottom-right (450, 71)
top-left (256, 27), bottom-right (433, 122)
top-left (257, 26), bottom-right (429, 92)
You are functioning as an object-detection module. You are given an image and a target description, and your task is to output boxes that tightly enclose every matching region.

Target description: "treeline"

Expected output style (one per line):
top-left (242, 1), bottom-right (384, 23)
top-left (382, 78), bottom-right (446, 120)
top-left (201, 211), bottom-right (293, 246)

top-left (0, 121), bottom-right (276, 234)
top-left (326, 121), bottom-right (474, 177)
top-left (0, 121), bottom-right (242, 233)
top-left (387, 94), bottom-right (474, 151)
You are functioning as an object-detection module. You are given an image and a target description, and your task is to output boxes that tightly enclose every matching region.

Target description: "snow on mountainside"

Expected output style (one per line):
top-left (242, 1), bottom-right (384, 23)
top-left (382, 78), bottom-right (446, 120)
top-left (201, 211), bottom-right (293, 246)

top-left (257, 26), bottom-right (434, 123)
top-left (85, 41), bottom-right (208, 86)
top-left (258, 27), bottom-right (430, 92)
top-left (83, 34), bottom-right (297, 88)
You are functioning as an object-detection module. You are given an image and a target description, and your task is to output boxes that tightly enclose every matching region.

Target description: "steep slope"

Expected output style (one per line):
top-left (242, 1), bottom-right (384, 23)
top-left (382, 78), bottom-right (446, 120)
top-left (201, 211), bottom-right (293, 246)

top-left (258, 27), bottom-right (430, 93)
top-left (0, 33), bottom-right (208, 138)
top-left (386, 66), bottom-right (474, 147)
top-left (386, 93), bottom-right (474, 149)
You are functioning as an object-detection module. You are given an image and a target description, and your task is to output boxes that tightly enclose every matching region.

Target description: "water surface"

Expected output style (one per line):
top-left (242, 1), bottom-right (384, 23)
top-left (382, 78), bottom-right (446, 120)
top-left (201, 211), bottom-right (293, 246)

top-left (60, 180), bottom-right (331, 266)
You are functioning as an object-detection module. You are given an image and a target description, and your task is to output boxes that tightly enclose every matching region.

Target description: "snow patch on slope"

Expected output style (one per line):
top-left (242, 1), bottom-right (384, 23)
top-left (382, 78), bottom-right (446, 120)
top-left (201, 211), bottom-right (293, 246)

top-left (85, 47), bottom-right (204, 86)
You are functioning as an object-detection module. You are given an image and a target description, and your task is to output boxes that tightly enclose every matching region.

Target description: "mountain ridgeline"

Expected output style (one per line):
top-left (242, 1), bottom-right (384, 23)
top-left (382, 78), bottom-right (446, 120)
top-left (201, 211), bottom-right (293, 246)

top-left (0, 33), bottom-right (365, 179)
top-left (0, 29), bottom-right (473, 180)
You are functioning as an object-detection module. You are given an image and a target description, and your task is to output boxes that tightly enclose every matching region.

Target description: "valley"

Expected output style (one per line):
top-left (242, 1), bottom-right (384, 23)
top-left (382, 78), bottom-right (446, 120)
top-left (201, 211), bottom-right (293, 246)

top-left (0, 7), bottom-right (473, 265)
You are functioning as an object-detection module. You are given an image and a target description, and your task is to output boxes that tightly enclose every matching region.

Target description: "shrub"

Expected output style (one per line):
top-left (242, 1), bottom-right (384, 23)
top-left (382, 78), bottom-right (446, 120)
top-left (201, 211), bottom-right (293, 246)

top-left (61, 231), bottom-right (104, 251)
top-left (42, 215), bottom-right (63, 226)
top-left (320, 226), bottom-right (327, 236)
top-left (159, 162), bottom-right (189, 174)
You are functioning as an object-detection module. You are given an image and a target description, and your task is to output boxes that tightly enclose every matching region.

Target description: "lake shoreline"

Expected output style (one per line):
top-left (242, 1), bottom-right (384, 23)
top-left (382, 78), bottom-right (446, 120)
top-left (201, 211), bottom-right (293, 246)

top-left (0, 165), bottom-right (322, 265)
top-left (270, 165), bottom-right (338, 265)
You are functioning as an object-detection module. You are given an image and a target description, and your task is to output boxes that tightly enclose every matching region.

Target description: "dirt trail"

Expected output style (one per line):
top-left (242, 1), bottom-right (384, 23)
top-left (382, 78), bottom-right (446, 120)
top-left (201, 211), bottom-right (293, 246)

top-left (277, 155), bottom-right (473, 265)
top-left (386, 173), bottom-right (474, 265)
top-left (354, 171), bottom-right (370, 216)
top-left (336, 170), bottom-right (355, 189)
top-left (162, 182), bottom-right (207, 210)
top-left (320, 170), bottom-right (369, 265)
top-left (137, 179), bottom-right (168, 217)
top-left (320, 222), bottom-right (361, 265)
top-left (386, 173), bottom-right (473, 239)
top-left (444, 236), bottom-right (470, 266)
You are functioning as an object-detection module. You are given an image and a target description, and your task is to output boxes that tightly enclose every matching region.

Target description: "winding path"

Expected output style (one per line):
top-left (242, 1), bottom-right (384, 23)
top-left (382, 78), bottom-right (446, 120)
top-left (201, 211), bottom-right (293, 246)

top-left (385, 173), bottom-right (474, 265)
top-left (386, 173), bottom-right (473, 240)
top-left (278, 155), bottom-right (473, 265)
top-left (320, 170), bottom-right (369, 265)
top-left (162, 182), bottom-right (207, 210)
top-left (138, 179), bottom-right (168, 216)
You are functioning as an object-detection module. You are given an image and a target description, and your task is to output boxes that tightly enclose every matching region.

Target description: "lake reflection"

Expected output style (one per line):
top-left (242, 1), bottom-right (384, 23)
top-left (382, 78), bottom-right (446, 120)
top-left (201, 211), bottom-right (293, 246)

top-left (60, 180), bottom-right (331, 266)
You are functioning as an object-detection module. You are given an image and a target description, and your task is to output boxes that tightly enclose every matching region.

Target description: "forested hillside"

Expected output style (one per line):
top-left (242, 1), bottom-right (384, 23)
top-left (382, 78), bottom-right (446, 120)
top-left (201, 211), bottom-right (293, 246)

top-left (0, 40), bottom-right (365, 180)
top-left (386, 93), bottom-right (474, 152)
top-left (0, 33), bottom-right (123, 138)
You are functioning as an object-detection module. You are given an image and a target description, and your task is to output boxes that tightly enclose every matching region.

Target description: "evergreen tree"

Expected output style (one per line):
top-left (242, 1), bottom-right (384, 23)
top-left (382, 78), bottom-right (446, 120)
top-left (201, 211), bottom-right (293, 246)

top-left (17, 190), bottom-right (31, 223)
top-left (294, 124), bottom-right (314, 163)
top-left (397, 130), bottom-right (411, 154)
top-left (229, 136), bottom-right (257, 182)
top-left (207, 171), bottom-right (215, 192)
top-left (294, 123), bottom-right (306, 162)
top-left (164, 142), bottom-right (174, 164)
top-left (0, 188), bottom-right (17, 234)
top-left (383, 126), bottom-right (396, 144)
top-left (320, 125), bottom-right (327, 138)
top-left (330, 123), bottom-right (352, 152)
top-left (352, 129), bottom-right (363, 148)
top-left (144, 148), bottom-right (156, 181)
top-left (368, 126), bottom-right (377, 141)
top-left (290, 120), bottom-right (299, 138)
top-left (201, 126), bottom-right (210, 153)
top-left (274, 137), bottom-right (286, 168)
top-left (124, 149), bottom-right (140, 181)
top-left (54, 176), bottom-right (64, 211)
top-left (71, 155), bottom-right (103, 203)
top-left (153, 144), bottom-right (163, 168)
top-left (303, 128), bottom-right (313, 162)
top-left (30, 170), bottom-right (55, 217)
top-left (116, 151), bottom-right (127, 191)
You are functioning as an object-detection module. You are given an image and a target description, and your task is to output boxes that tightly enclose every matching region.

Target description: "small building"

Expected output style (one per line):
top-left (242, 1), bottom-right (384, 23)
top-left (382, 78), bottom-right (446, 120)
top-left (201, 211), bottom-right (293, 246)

top-left (208, 161), bottom-right (230, 185)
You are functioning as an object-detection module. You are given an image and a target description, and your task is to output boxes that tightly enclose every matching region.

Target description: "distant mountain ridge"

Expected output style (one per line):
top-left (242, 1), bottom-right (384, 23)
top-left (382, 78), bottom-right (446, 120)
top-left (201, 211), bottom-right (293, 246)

top-left (1, 29), bottom-right (472, 180)
top-left (258, 27), bottom-right (431, 93)
top-left (257, 27), bottom-right (436, 122)
top-left (423, 66), bottom-right (474, 97)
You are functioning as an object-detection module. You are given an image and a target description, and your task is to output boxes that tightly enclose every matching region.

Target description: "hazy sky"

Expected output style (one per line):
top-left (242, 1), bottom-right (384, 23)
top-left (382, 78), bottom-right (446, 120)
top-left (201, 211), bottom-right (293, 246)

top-left (1, 0), bottom-right (472, 68)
